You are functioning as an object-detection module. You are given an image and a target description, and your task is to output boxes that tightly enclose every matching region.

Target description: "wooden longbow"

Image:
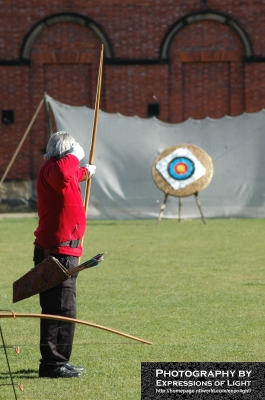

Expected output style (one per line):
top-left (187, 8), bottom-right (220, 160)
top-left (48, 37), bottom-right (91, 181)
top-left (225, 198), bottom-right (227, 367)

top-left (0, 311), bottom-right (152, 345)
top-left (83, 44), bottom-right (104, 218)
top-left (78, 44), bottom-right (104, 265)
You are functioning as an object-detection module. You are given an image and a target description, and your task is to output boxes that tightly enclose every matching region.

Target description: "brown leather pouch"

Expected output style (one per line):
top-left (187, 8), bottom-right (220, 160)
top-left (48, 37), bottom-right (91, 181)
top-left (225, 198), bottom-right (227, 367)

top-left (13, 257), bottom-right (70, 303)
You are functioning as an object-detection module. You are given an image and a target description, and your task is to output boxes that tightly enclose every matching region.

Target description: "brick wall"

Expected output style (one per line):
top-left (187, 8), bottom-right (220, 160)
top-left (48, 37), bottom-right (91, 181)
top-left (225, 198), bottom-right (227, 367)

top-left (0, 0), bottom-right (265, 184)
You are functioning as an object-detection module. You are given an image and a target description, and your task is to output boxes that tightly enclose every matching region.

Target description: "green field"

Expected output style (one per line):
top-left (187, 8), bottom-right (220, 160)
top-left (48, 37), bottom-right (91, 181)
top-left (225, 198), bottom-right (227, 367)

top-left (0, 216), bottom-right (264, 399)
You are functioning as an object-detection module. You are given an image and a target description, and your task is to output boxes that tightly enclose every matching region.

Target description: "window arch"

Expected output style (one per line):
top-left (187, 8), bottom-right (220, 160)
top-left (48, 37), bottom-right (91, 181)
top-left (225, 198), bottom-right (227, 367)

top-left (20, 12), bottom-right (114, 61)
top-left (160, 11), bottom-right (253, 60)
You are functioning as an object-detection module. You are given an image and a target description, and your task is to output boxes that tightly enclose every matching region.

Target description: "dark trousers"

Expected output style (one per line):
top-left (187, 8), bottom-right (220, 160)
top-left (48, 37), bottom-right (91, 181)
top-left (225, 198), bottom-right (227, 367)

top-left (34, 247), bottom-right (78, 372)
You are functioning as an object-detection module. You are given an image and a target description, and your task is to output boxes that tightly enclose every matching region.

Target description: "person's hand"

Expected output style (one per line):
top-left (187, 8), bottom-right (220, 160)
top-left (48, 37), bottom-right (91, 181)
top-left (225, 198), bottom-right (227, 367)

top-left (84, 164), bottom-right (96, 177)
top-left (69, 143), bottom-right (85, 161)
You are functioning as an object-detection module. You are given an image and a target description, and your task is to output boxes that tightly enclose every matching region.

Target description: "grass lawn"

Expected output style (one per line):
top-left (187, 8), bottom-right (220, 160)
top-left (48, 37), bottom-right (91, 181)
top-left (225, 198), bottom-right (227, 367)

top-left (0, 216), bottom-right (264, 399)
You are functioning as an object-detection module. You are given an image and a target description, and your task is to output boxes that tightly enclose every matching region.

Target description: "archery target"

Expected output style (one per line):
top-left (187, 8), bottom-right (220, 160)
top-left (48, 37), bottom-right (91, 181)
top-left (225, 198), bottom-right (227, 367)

top-left (168, 157), bottom-right (194, 180)
top-left (152, 144), bottom-right (213, 197)
top-left (156, 147), bottom-right (206, 190)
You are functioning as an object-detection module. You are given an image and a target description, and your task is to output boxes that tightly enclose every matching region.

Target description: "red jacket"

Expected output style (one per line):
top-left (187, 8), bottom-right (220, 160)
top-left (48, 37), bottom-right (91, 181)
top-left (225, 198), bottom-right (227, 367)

top-left (34, 154), bottom-right (87, 256)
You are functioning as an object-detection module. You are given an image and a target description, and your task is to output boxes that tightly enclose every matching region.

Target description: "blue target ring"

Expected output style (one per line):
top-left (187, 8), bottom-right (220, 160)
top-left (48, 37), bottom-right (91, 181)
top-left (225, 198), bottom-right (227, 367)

top-left (168, 157), bottom-right (195, 180)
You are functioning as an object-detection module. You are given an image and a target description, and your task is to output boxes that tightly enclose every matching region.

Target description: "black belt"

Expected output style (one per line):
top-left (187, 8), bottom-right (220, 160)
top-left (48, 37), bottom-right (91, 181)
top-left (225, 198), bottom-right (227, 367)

top-left (57, 240), bottom-right (81, 248)
top-left (34, 240), bottom-right (82, 259)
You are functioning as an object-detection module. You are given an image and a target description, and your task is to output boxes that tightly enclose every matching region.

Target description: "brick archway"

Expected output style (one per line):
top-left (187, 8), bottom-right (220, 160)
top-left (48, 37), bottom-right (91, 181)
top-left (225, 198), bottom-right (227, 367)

top-left (20, 12), bottom-right (114, 61)
top-left (24, 14), bottom-right (110, 179)
top-left (162, 11), bottom-right (249, 122)
top-left (160, 11), bottom-right (253, 60)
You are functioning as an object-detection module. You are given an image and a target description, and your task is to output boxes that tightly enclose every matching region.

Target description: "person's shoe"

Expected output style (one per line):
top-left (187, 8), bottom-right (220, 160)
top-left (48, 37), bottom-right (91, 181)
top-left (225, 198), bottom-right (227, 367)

top-left (39, 365), bottom-right (82, 378)
top-left (65, 362), bottom-right (84, 372)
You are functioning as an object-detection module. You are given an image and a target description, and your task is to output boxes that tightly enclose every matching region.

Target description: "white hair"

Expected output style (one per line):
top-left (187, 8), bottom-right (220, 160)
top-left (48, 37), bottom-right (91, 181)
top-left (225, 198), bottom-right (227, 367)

top-left (44, 131), bottom-right (76, 160)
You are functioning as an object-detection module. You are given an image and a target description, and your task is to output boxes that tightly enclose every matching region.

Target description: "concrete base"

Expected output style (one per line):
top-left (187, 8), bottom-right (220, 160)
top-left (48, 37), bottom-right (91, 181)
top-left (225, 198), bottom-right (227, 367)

top-left (0, 180), bottom-right (37, 213)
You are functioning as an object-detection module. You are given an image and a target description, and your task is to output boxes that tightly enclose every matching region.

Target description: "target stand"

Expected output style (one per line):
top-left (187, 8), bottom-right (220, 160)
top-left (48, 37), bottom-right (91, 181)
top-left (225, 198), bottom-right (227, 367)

top-left (152, 144), bottom-right (213, 224)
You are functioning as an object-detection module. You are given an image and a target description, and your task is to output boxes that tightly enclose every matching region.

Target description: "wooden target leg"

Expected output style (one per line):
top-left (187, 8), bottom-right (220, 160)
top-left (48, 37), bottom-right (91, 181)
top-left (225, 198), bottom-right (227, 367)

top-left (157, 194), bottom-right (168, 225)
top-left (194, 192), bottom-right (206, 224)
top-left (178, 197), bottom-right (182, 222)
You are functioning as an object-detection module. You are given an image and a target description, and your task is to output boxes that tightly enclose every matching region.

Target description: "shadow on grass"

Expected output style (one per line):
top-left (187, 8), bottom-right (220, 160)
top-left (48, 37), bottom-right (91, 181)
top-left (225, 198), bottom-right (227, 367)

top-left (0, 369), bottom-right (38, 380)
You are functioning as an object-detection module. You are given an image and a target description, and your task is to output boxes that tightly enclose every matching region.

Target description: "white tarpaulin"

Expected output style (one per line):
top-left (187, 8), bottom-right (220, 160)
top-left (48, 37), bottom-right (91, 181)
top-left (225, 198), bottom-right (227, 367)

top-left (47, 95), bottom-right (265, 219)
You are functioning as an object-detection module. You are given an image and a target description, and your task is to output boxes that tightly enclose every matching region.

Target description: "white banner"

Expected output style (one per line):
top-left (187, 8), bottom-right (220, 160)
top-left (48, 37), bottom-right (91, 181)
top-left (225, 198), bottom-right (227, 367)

top-left (47, 95), bottom-right (265, 219)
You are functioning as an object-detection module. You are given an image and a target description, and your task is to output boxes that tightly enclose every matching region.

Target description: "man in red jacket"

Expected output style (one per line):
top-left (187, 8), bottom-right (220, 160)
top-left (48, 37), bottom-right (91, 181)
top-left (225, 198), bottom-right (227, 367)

top-left (34, 131), bottom-right (96, 378)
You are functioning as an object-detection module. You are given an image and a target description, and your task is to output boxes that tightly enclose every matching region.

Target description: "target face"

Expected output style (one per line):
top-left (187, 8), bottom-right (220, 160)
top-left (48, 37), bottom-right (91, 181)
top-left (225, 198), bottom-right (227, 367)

top-left (156, 147), bottom-right (206, 191)
top-left (168, 157), bottom-right (195, 180)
